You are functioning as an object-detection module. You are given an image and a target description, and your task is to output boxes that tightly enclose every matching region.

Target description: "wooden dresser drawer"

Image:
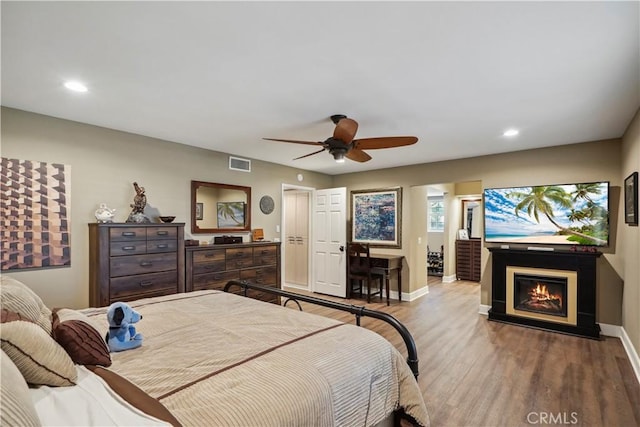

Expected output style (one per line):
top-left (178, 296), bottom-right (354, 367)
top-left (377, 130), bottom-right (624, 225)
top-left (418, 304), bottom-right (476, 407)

top-left (240, 266), bottom-right (277, 285)
top-left (193, 249), bottom-right (225, 264)
top-left (110, 253), bottom-right (177, 277)
top-left (110, 271), bottom-right (178, 301)
top-left (226, 248), bottom-right (254, 269)
top-left (146, 239), bottom-right (178, 253)
top-left (253, 245), bottom-right (277, 266)
top-left (192, 270), bottom-right (239, 291)
top-left (110, 240), bottom-right (147, 256)
top-left (147, 227), bottom-right (177, 240)
top-left (110, 227), bottom-right (147, 242)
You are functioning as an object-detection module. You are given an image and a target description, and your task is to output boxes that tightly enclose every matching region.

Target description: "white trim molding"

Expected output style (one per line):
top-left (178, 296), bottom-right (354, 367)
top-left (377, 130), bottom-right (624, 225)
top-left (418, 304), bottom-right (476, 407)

top-left (599, 324), bottom-right (640, 387)
top-left (478, 304), bottom-right (491, 316)
top-left (442, 274), bottom-right (456, 283)
top-left (383, 285), bottom-right (429, 302)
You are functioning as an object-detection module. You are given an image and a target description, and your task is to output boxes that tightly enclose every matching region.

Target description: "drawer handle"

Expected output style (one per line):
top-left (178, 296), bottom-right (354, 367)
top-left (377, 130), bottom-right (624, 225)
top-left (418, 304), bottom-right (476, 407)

top-left (122, 246), bottom-right (136, 251)
top-left (140, 262), bottom-right (153, 267)
top-left (156, 244), bottom-right (168, 249)
top-left (122, 232), bottom-right (136, 237)
top-left (234, 253), bottom-right (244, 257)
top-left (262, 249), bottom-right (270, 254)
top-left (139, 281), bottom-right (153, 287)
top-left (156, 231), bottom-right (169, 236)
top-left (204, 253), bottom-right (216, 258)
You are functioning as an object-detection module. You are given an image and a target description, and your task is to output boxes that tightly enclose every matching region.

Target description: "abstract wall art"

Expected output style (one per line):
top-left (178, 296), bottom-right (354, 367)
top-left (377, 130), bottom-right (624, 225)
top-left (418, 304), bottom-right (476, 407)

top-left (1, 157), bottom-right (71, 270)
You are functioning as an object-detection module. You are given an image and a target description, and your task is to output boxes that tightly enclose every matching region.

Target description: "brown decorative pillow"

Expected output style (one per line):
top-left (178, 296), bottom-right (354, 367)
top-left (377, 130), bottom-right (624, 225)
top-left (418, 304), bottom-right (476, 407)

top-left (85, 365), bottom-right (182, 427)
top-left (1, 349), bottom-right (41, 426)
top-left (0, 275), bottom-right (52, 334)
top-left (0, 309), bottom-right (77, 387)
top-left (52, 308), bottom-right (111, 367)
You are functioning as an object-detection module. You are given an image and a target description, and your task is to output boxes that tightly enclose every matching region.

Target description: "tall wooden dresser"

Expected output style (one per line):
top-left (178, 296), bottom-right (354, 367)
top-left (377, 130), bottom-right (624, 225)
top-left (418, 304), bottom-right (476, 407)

top-left (455, 238), bottom-right (482, 281)
top-left (88, 223), bottom-right (185, 307)
top-left (185, 242), bottom-right (281, 304)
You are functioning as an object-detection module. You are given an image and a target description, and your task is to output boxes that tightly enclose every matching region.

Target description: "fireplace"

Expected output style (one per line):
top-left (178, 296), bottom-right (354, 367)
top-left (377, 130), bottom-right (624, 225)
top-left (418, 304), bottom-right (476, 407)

top-left (505, 266), bottom-right (577, 326)
top-left (488, 248), bottom-right (600, 339)
top-left (514, 274), bottom-right (567, 317)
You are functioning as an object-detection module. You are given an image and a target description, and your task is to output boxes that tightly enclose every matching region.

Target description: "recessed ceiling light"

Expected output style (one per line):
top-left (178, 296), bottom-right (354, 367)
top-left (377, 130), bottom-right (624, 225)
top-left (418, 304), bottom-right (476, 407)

top-left (64, 81), bottom-right (88, 93)
top-left (503, 129), bottom-right (519, 137)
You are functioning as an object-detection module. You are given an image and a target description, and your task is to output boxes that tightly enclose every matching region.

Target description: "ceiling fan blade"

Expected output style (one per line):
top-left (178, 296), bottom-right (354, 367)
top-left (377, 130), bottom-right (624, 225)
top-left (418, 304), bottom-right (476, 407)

top-left (333, 118), bottom-right (358, 144)
top-left (263, 138), bottom-right (322, 147)
top-left (293, 148), bottom-right (326, 161)
top-left (346, 148), bottom-right (372, 163)
top-left (353, 136), bottom-right (418, 150)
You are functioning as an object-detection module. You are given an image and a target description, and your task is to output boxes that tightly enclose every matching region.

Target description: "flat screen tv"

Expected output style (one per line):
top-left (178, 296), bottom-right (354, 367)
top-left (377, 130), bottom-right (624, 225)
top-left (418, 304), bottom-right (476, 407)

top-left (484, 181), bottom-right (609, 247)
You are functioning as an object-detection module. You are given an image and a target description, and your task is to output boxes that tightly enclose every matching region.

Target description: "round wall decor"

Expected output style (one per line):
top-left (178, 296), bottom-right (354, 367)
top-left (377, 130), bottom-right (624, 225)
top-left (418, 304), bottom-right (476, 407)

top-left (259, 195), bottom-right (275, 214)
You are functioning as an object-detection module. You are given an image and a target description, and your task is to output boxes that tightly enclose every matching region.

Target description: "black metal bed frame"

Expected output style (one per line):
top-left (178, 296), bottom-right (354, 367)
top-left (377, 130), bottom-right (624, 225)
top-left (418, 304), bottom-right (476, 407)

top-left (223, 280), bottom-right (419, 378)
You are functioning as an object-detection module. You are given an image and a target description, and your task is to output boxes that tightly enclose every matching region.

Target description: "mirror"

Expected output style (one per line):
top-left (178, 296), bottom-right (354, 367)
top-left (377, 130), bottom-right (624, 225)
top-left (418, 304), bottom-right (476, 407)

top-left (191, 181), bottom-right (251, 234)
top-left (461, 199), bottom-right (482, 239)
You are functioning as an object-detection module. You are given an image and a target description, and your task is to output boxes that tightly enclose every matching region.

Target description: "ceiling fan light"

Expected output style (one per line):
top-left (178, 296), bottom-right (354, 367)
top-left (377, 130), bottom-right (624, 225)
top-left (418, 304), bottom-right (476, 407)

top-left (333, 151), bottom-right (346, 163)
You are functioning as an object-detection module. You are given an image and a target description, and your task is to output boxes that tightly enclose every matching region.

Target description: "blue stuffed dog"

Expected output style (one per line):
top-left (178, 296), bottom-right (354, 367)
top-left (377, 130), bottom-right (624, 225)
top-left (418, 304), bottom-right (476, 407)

top-left (105, 302), bottom-right (143, 352)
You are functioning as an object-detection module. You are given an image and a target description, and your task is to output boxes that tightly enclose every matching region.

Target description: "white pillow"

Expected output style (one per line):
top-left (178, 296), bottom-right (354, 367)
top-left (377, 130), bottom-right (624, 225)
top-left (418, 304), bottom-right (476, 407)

top-left (0, 349), bottom-right (41, 426)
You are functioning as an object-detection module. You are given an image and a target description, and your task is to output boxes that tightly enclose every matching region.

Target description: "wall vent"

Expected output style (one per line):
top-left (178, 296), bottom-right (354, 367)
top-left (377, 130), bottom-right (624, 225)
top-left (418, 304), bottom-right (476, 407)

top-left (229, 156), bottom-right (251, 172)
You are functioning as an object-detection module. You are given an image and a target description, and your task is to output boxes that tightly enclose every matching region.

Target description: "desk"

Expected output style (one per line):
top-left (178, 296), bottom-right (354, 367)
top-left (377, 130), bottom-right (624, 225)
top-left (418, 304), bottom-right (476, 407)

top-left (369, 254), bottom-right (404, 304)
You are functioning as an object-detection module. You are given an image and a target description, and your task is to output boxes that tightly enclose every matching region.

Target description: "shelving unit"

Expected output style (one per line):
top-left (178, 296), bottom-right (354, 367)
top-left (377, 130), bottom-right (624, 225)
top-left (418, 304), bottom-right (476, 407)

top-left (456, 238), bottom-right (481, 281)
top-left (427, 245), bottom-right (444, 276)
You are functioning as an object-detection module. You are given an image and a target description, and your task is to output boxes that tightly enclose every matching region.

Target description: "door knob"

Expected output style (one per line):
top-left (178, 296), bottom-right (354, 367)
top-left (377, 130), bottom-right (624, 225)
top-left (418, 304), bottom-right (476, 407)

top-left (339, 245), bottom-right (344, 252)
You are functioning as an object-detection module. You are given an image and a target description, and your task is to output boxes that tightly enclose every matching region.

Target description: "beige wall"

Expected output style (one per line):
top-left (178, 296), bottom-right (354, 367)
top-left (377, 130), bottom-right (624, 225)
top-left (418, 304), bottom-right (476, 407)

top-left (333, 138), bottom-right (626, 325)
top-left (2, 106), bottom-right (636, 347)
top-left (621, 108), bottom-right (640, 356)
top-left (1, 107), bottom-right (331, 309)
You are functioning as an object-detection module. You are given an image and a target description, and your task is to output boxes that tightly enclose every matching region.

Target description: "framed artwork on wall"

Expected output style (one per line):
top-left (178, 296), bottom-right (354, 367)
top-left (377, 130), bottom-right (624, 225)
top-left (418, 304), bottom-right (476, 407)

top-left (1, 157), bottom-right (71, 271)
top-left (350, 187), bottom-right (402, 248)
top-left (217, 201), bottom-right (245, 228)
top-left (195, 202), bottom-right (203, 220)
top-left (624, 171), bottom-right (638, 226)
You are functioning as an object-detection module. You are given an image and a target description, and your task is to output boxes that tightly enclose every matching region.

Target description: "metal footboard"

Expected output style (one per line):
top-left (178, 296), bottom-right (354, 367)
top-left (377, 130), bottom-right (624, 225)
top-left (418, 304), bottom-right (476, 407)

top-left (223, 280), bottom-right (419, 379)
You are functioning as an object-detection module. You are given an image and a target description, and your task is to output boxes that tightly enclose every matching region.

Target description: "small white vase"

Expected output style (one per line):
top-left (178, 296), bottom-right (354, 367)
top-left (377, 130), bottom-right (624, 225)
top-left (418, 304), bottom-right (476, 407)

top-left (95, 203), bottom-right (116, 223)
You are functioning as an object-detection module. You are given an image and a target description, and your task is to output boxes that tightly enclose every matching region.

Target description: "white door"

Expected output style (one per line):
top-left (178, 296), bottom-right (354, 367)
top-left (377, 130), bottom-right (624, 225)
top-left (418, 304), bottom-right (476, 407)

top-left (312, 187), bottom-right (347, 297)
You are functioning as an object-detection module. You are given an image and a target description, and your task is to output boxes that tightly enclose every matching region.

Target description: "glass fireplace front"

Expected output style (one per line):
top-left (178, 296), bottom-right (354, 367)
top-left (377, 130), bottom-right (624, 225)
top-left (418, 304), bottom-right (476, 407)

top-left (513, 273), bottom-right (568, 318)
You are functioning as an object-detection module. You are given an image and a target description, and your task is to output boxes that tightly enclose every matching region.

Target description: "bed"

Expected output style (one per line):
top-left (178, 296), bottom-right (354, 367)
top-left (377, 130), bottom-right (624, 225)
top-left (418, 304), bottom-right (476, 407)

top-left (0, 276), bottom-right (429, 427)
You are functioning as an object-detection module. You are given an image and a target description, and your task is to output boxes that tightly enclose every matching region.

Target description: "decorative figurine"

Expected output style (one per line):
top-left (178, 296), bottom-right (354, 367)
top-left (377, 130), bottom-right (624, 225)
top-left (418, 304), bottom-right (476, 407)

top-left (94, 203), bottom-right (116, 223)
top-left (126, 182), bottom-right (151, 223)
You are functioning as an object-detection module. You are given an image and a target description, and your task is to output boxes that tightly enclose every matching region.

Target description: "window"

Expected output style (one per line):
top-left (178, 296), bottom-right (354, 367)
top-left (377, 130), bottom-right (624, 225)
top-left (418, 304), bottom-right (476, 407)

top-left (428, 198), bottom-right (445, 232)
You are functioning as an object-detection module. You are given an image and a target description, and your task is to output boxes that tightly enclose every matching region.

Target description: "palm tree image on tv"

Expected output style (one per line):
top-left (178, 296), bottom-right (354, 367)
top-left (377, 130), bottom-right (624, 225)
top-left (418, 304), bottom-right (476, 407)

top-left (484, 182), bottom-right (608, 246)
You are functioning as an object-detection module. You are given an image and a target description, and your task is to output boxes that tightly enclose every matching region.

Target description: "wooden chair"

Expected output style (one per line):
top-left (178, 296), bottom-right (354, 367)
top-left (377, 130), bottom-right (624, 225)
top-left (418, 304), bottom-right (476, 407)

top-left (347, 243), bottom-right (385, 304)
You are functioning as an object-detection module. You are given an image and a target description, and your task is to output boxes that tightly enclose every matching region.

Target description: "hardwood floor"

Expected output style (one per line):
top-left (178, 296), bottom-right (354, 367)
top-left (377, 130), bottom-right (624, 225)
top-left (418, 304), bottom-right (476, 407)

top-left (284, 279), bottom-right (640, 427)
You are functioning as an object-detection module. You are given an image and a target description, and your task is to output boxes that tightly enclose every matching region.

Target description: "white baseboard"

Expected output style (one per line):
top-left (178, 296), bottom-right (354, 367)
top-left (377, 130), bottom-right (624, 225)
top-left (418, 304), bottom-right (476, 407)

top-left (478, 304), bottom-right (490, 316)
top-left (442, 274), bottom-right (456, 283)
top-left (384, 285), bottom-right (429, 302)
top-left (599, 324), bottom-right (640, 387)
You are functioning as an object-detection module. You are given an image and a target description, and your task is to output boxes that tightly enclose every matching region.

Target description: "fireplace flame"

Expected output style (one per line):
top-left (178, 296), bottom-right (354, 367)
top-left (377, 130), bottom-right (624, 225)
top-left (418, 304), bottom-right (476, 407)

top-left (529, 283), bottom-right (562, 306)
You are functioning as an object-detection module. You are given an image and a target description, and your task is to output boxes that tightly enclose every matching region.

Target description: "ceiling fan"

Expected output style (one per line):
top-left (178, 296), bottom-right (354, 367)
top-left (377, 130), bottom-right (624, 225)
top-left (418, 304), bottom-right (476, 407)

top-left (263, 114), bottom-right (418, 163)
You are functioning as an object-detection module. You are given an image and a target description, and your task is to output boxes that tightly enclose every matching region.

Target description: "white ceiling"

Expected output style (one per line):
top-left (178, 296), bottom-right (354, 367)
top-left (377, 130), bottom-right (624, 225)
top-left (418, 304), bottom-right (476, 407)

top-left (2, 1), bottom-right (639, 175)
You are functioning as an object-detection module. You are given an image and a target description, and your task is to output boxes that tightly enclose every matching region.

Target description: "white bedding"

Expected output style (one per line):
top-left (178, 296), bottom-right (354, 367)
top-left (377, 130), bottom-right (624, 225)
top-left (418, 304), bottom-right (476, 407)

top-left (29, 366), bottom-right (170, 427)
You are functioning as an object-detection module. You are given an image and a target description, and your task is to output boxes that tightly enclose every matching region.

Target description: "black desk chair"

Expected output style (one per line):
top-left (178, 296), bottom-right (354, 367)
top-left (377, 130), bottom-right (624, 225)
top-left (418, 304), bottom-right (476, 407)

top-left (347, 243), bottom-right (385, 304)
